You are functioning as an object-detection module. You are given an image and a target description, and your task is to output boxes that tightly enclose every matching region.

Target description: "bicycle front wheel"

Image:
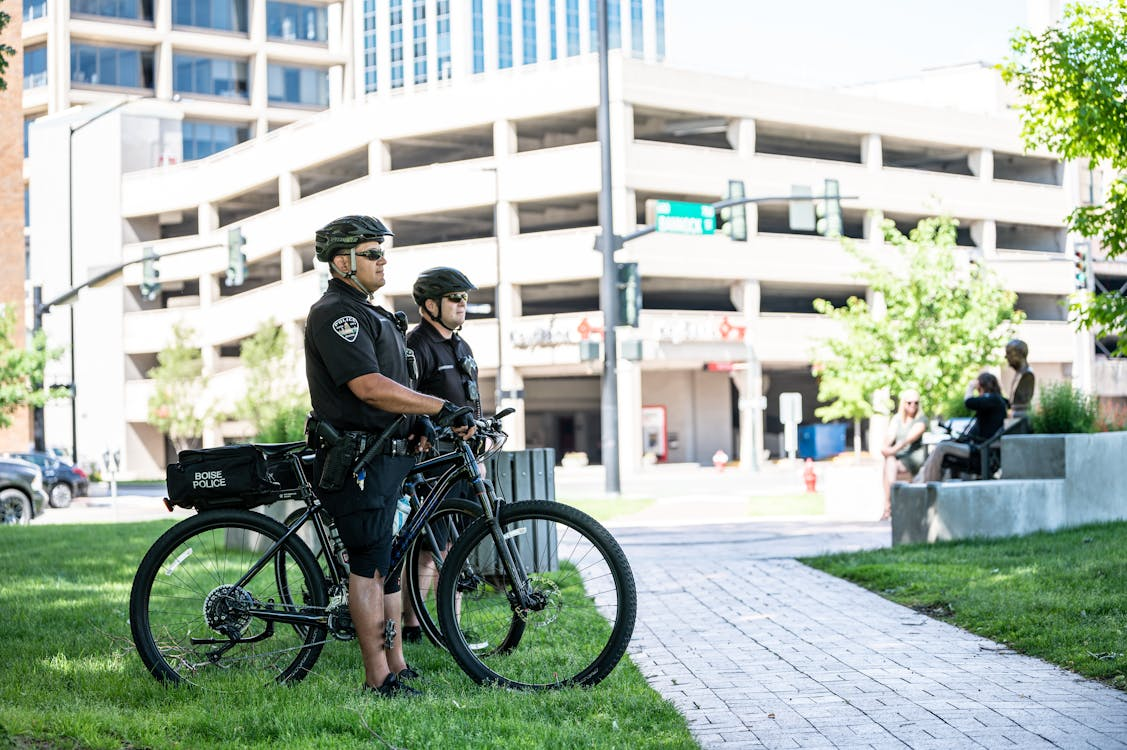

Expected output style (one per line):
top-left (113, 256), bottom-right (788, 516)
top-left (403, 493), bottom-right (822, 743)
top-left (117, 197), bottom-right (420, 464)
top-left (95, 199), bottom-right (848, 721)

top-left (129, 508), bottom-right (328, 688)
top-left (436, 501), bottom-right (636, 689)
top-left (403, 497), bottom-right (480, 648)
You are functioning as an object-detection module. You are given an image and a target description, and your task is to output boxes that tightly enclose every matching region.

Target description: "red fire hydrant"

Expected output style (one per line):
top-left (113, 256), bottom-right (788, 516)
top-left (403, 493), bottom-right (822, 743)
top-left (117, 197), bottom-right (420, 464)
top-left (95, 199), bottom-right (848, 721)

top-left (803, 458), bottom-right (817, 493)
top-left (712, 450), bottom-right (729, 472)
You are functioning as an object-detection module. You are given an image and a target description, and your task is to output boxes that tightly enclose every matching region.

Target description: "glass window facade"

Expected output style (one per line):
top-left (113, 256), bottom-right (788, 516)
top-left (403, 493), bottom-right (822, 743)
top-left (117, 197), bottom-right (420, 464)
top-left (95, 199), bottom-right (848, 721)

top-left (363, 0), bottom-right (377, 92)
top-left (24, 45), bottom-right (48, 89)
top-left (71, 0), bottom-right (153, 21)
top-left (565, 0), bottom-right (579, 56)
top-left (630, 0), bottom-right (643, 58)
top-left (608, 0), bottom-right (620, 48)
top-left (655, 0), bottom-right (664, 60)
top-left (413, 0), bottom-right (427, 84)
top-left (548, 0), bottom-right (557, 60)
top-left (172, 0), bottom-right (247, 32)
top-left (436, 0), bottom-right (451, 80)
top-left (173, 54), bottom-right (248, 98)
top-left (472, 0), bottom-right (484, 73)
top-left (71, 43), bottom-right (155, 89)
top-left (24, 0), bottom-right (48, 21)
top-left (267, 64), bottom-right (329, 106)
top-left (497, 0), bottom-right (512, 69)
top-left (390, 0), bottom-right (404, 88)
top-left (182, 120), bottom-right (250, 160)
top-left (521, 0), bottom-right (536, 64)
top-left (266, 1), bottom-right (327, 42)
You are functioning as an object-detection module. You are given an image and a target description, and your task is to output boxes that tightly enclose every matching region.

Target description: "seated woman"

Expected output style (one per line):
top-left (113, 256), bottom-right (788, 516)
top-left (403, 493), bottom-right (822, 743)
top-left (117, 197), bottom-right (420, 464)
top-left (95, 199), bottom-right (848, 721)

top-left (880, 388), bottom-right (927, 521)
top-left (913, 372), bottom-right (1008, 483)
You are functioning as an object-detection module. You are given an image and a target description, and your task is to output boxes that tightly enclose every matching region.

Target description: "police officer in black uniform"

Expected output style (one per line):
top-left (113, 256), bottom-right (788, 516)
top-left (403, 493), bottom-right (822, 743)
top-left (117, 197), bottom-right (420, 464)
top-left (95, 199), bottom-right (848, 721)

top-left (304, 215), bottom-right (474, 697)
top-left (401, 267), bottom-right (481, 643)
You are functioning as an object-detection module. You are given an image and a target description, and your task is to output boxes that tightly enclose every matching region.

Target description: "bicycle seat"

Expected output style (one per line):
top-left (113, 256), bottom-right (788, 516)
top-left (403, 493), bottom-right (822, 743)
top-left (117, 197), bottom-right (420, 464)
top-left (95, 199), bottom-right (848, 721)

top-left (253, 441), bottom-right (307, 457)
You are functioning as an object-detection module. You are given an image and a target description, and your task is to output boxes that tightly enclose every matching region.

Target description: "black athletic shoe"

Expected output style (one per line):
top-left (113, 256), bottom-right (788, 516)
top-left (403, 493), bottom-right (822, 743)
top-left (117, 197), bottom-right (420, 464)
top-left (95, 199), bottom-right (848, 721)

top-left (402, 625), bottom-right (423, 643)
top-left (363, 673), bottom-right (422, 698)
top-left (398, 665), bottom-right (420, 681)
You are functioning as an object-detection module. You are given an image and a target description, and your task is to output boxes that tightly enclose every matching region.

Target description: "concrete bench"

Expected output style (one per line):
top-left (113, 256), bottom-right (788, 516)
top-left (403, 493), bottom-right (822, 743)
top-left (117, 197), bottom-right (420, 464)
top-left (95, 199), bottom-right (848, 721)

top-left (890, 432), bottom-right (1127, 545)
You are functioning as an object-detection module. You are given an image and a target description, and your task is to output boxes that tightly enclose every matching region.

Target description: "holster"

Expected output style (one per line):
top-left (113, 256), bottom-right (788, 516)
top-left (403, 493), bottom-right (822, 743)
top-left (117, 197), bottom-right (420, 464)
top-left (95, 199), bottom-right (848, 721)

top-left (306, 414), bottom-right (361, 492)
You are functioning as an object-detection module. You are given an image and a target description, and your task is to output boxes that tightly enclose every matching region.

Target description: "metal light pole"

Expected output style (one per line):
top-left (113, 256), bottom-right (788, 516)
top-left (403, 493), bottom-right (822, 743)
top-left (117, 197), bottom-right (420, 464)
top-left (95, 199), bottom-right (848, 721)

top-left (595, 0), bottom-right (620, 494)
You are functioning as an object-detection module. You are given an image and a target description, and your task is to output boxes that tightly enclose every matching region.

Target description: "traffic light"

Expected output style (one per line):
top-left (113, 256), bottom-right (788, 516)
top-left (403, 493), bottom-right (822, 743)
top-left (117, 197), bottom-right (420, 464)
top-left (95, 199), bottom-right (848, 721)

top-left (718, 179), bottom-right (747, 241)
top-left (141, 246), bottom-right (160, 301)
top-left (1074, 243), bottom-right (1090, 289)
top-left (616, 261), bottom-right (642, 328)
top-left (815, 178), bottom-right (843, 237)
top-left (226, 228), bottom-right (247, 287)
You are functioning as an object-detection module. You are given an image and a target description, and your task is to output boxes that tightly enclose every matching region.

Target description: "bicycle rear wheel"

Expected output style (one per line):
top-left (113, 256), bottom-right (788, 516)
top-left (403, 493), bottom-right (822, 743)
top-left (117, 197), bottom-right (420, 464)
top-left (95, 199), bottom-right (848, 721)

top-left (402, 497), bottom-right (480, 648)
top-left (436, 501), bottom-right (636, 689)
top-left (129, 508), bottom-right (328, 688)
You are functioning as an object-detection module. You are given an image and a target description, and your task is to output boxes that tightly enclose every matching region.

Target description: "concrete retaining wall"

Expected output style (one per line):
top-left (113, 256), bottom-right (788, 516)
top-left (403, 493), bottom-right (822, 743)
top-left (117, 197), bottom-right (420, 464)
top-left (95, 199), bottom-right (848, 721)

top-left (891, 431), bottom-right (1127, 545)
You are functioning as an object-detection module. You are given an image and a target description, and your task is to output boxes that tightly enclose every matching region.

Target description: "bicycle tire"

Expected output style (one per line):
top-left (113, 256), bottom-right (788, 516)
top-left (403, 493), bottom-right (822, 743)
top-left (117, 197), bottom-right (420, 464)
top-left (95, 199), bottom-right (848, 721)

top-left (129, 508), bottom-right (328, 688)
top-left (436, 501), bottom-right (636, 689)
top-left (402, 497), bottom-right (481, 648)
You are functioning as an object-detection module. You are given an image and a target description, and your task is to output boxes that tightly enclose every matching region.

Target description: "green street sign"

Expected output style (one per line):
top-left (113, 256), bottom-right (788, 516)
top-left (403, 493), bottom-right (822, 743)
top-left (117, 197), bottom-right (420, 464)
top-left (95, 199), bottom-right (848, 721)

top-left (654, 200), bottom-right (715, 235)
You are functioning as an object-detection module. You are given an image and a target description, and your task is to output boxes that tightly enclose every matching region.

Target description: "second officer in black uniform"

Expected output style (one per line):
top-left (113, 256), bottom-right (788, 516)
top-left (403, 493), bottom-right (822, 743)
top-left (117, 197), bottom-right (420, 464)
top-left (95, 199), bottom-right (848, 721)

top-left (304, 215), bottom-right (474, 697)
top-left (401, 267), bottom-right (481, 642)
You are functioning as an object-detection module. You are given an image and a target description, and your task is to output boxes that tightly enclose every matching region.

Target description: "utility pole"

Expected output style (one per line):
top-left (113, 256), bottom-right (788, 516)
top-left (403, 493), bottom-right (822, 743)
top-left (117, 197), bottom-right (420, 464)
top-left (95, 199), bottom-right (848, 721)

top-left (596, 0), bottom-right (621, 495)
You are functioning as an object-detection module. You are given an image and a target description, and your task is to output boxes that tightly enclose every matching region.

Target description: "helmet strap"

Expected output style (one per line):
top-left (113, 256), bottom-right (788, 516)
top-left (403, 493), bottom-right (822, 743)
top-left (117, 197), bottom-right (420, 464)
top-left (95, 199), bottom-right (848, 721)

top-left (331, 251), bottom-right (374, 299)
top-left (424, 299), bottom-right (461, 334)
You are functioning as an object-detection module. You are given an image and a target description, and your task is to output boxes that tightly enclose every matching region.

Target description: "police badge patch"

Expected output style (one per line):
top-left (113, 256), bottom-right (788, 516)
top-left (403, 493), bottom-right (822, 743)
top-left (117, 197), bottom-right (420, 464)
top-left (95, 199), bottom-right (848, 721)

top-left (333, 316), bottom-right (360, 342)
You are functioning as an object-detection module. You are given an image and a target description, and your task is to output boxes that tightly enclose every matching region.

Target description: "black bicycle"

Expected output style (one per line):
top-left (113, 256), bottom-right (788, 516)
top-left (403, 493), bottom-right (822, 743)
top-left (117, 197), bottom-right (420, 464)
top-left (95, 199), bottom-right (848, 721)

top-left (129, 412), bottom-right (636, 690)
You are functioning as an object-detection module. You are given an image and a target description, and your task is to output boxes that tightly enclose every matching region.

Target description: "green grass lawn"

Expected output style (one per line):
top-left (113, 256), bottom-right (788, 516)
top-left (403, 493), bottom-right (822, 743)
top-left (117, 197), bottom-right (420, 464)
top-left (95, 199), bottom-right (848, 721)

top-left (803, 521), bottom-right (1127, 689)
top-left (559, 497), bottom-right (655, 522)
top-left (0, 520), bottom-right (694, 750)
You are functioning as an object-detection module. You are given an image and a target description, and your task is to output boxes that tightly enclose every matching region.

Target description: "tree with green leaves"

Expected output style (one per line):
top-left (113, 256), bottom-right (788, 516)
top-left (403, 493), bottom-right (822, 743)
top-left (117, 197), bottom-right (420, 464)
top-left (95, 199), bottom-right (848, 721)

top-left (147, 323), bottom-right (211, 453)
top-left (1000, 0), bottom-right (1127, 354)
top-left (0, 2), bottom-right (16, 92)
top-left (235, 320), bottom-right (308, 442)
top-left (0, 304), bottom-right (64, 429)
top-left (812, 217), bottom-right (1024, 444)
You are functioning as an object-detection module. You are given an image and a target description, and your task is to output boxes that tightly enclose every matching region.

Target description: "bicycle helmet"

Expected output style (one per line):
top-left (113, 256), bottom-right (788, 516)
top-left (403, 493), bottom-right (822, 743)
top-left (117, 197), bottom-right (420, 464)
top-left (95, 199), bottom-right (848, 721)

top-left (314, 215), bottom-right (394, 262)
top-left (411, 267), bottom-right (477, 306)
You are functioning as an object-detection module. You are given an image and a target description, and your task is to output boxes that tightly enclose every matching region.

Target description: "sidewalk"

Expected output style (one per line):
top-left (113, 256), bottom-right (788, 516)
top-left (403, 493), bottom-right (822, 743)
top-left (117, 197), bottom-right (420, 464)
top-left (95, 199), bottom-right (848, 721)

top-left (32, 462), bottom-right (1127, 748)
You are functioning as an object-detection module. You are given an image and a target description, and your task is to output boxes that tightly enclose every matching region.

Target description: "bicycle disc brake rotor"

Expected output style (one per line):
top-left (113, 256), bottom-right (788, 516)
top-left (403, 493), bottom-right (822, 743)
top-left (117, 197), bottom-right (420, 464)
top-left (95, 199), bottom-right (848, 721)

top-left (203, 584), bottom-right (254, 637)
top-left (517, 575), bottom-right (562, 626)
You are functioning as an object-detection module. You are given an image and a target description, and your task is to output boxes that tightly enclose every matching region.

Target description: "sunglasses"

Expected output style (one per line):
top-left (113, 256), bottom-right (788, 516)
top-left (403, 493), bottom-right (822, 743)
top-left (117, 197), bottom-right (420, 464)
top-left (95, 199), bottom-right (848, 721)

top-left (444, 292), bottom-right (469, 303)
top-left (354, 247), bottom-right (385, 261)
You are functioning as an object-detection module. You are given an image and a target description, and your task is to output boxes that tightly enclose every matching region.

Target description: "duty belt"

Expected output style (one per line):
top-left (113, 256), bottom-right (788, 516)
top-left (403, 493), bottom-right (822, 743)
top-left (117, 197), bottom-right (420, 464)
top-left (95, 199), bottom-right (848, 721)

top-left (382, 438), bottom-right (411, 457)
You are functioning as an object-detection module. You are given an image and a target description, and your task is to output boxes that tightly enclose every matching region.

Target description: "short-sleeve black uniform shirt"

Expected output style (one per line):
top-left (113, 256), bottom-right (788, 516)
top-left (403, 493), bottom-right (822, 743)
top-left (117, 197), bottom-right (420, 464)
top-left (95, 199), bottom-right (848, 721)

top-left (406, 321), bottom-right (480, 413)
top-left (305, 279), bottom-right (410, 435)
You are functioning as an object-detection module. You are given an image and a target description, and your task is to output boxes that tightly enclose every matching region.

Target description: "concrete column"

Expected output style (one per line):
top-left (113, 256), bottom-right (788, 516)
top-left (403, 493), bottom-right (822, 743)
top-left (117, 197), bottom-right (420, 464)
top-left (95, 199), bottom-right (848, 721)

top-left (327, 0), bottom-right (344, 55)
top-left (969, 148), bottom-right (994, 181)
top-left (732, 279), bottom-right (763, 472)
top-left (250, 50), bottom-right (269, 113)
top-left (198, 202), bottom-right (219, 234)
top-left (198, 272), bottom-right (220, 309)
top-left (971, 219), bottom-right (997, 257)
top-left (861, 133), bottom-right (882, 172)
top-left (369, 139), bottom-right (391, 173)
top-left (864, 209), bottom-right (884, 245)
top-left (727, 117), bottom-right (755, 157)
top-left (278, 171), bottom-right (300, 206)
top-left (617, 356), bottom-right (643, 475)
top-left (155, 42), bottom-right (174, 100)
top-left (279, 245), bottom-right (302, 282)
top-left (249, 0), bottom-right (266, 44)
top-left (328, 64), bottom-right (344, 108)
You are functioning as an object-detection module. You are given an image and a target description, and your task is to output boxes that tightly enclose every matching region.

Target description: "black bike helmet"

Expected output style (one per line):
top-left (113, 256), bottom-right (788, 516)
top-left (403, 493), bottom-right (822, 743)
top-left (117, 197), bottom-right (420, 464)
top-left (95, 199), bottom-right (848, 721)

top-left (412, 267), bottom-right (477, 306)
top-left (314, 215), bottom-right (394, 262)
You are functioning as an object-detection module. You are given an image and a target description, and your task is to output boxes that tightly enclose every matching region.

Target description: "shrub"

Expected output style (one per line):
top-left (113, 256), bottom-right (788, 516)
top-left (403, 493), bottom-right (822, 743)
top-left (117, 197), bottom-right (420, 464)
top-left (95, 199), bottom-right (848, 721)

top-left (1031, 381), bottom-right (1098, 434)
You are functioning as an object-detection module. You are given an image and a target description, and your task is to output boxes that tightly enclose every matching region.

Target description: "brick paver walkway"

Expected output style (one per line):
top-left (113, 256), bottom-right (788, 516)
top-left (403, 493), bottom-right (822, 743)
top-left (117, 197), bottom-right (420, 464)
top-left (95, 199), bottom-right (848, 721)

top-left (614, 522), bottom-right (1127, 750)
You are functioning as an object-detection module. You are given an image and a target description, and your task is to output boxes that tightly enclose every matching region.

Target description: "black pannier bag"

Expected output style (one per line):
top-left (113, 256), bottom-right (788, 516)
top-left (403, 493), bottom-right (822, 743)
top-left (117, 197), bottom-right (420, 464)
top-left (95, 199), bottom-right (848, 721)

top-left (165, 444), bottom-right (280, 511)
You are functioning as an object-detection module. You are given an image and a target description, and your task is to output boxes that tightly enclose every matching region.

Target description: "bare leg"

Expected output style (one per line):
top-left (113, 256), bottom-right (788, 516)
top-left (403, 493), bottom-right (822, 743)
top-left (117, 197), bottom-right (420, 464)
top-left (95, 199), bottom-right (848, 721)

top-left (350, 571), bottom-right (392, 688)
top-left (881, 455), bottom-right (899, 519)
top-left (384, 591), bottom-right (409, 675)
top-left (403, 555), bottom-right (438, 629)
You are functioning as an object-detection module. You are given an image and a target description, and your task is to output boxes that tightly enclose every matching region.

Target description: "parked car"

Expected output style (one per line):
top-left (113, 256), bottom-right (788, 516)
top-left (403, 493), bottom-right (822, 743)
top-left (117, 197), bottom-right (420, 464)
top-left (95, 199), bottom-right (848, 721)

top-left (0, 457), bottom-right (48, 525)
top-left (2, 452), bottom-right (89, 508)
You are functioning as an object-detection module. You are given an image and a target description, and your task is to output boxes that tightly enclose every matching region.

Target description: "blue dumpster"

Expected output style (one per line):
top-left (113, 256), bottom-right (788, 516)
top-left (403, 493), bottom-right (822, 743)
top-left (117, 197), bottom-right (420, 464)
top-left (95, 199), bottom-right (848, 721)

top-left (797, 423), bottom-right (847, 460)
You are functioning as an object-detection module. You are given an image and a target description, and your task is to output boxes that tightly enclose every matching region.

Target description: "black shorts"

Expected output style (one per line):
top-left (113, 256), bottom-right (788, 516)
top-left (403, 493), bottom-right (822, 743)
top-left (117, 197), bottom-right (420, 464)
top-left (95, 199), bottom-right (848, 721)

top-left (315, 452), bottom-right (415, 588)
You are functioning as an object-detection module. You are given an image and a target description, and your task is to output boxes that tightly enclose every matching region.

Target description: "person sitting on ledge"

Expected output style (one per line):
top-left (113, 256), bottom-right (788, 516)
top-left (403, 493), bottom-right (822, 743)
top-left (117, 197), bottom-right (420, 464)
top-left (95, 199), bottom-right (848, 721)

top-left (913, 372), bottom-right (1008, 484)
